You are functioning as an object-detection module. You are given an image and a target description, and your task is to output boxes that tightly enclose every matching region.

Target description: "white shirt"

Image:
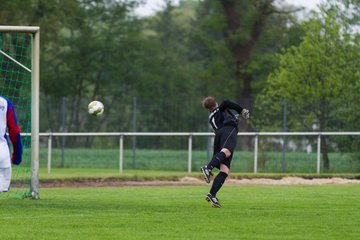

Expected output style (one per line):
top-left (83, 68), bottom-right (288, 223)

top-left (0, 97), bottom-right (11, 168)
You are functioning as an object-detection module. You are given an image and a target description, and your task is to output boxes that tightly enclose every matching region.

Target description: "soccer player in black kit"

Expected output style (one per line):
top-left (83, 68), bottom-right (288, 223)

top-left (201, 96), bottom-right (250, 208)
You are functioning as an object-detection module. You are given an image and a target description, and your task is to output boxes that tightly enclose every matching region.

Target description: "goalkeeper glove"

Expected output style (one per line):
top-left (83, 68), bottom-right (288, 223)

top-left (241, 109), bottom-right (250, 119)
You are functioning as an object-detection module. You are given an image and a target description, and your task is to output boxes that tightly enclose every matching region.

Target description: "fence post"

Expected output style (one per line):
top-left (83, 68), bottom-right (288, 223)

top-left (188, 134), bottom-right (192, 173)
top-left (317, 133), bottom-right (321, 174)
top-left (254, 134), bottom-right (258, 174)
top-left (47, 134), bottom-right (52, 174)
top-left (119, 134), bottom-right (124, 175)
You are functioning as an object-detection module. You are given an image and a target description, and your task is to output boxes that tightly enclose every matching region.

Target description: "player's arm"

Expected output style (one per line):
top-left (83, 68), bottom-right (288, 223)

top-left (219, 99), bottom-right (250, 119)
top-left (6, 99), bottom-right (22, 165)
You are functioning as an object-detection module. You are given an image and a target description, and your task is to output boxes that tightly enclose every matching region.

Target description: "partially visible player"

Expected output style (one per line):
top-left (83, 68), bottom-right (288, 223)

top-left (0, 96), bottom-right (22, 192)
top-left (201, 96), bottom-right (249, 208)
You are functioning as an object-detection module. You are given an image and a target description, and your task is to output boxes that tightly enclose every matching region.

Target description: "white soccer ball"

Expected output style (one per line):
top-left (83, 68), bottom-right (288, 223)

top-left (88, 100), bottom-right (104, 117)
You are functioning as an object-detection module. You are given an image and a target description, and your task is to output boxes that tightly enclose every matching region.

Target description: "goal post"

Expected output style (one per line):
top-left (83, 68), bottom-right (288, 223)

top-left (0, 26), bottom-right (40, 199)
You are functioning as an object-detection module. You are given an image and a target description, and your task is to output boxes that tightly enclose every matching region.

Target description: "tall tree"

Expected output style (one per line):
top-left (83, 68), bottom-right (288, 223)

top-left (37, 0), bottom-right (142, 134)
top-left (191, 0), bottom-right (302, 151)
top-left (191, 0), bottom-right (302, 100)
top-left (256, 10), bottom-right (360, 171)
top-left (133, 0), bottom-right (207, 133)
top-left (216, 0), bottom-right (301, 100)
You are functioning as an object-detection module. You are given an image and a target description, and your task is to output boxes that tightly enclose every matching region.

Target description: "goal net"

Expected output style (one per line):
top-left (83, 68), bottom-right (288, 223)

top-left (0, 26), bottom-right (40, 199)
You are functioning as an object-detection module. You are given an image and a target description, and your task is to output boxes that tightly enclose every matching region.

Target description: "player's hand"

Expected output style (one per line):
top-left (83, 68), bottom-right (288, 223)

top-left (241, 109), bottom-right (250, 119)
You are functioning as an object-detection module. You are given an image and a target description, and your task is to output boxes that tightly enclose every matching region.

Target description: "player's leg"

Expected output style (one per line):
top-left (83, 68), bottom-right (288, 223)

top-left (210, 163), bottom-right (230, 196)
top-left (210, 129), bottom-right (236, 195)
top-left (201, 152), bottom-right (225, 184)
top-left (206, 163), bottom-right (230, 208)
top-left (206, 150), bottom-right (228, 170)
top-left (0, 167), bottom-right (11, 192)
top-left (201, 126), bottom-right (236, 183)
top-left (201, 135), bottom-right (221, 183)
top-left (204, 126), bottom-right (237, 207)
top-left (207, 126), bottom-right (236, 171)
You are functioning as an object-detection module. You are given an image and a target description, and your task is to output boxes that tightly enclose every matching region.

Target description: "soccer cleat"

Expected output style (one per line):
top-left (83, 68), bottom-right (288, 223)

top-left (205, 193), bottom-right (222, 208)
top-left (200, 166), bottom-right (212, 183)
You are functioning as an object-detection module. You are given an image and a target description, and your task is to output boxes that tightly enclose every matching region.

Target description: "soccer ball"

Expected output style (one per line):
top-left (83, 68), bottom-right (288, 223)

top-left (88, 100), bottom-right (104, 117)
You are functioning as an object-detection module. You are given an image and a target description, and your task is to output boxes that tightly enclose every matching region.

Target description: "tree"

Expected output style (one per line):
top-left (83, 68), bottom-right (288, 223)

top-left (132, 0), bottom-right (208, 133)
top-left (192, 0), bottom-right (301, 100)
top-left (190, 0), bottom-right (303, 151)
top-left (41, 0), bottom-right (147, 128)
top-left (320, 0), bottom-right (360, 27)
top-left (256, 10), bottom-right (360, 171)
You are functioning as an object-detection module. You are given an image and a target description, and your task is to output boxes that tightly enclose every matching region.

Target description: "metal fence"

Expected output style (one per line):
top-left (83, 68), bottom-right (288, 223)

top-left (37, 132), bottom-right (360, 175)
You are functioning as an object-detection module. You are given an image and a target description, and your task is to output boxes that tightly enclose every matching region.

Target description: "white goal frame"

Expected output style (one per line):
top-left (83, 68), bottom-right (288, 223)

top-left (0, 26), bottom-right (40, 198)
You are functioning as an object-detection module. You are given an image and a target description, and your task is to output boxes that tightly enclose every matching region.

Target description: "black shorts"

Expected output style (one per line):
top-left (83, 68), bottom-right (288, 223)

top-left (213, 125), bottom-right (238, 169)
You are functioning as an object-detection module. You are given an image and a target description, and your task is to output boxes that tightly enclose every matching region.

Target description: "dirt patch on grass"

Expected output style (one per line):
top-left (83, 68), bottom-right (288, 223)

top-left (39, 177), bottom-right (360, 188)
top-left (227, 177), bottom-right (360, 185)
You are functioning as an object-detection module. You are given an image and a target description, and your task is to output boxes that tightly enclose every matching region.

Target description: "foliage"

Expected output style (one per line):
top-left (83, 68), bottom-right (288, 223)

top-left (259, 10), bottom-right (359, 129)
top-left (40, 1), bottom-right (144, 134)
top-left (35, 0), bottom-right (207, 136)
top-left (190, 0), bottom-right (303, 102)
top-left (4, 0), bottom-right (359, 150)
top-left (256, 9), bottom-right (360, 170)
top-left (320, 0), bottom-right (360, 27)
top-left (0, 0), bottom-right (305, 138)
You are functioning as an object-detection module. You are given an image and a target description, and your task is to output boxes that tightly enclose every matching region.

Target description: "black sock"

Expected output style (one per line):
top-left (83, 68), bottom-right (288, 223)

top-left (206, 152), bottom-right (226, 170)
top-left (210, 171), bottom-right (228, 196)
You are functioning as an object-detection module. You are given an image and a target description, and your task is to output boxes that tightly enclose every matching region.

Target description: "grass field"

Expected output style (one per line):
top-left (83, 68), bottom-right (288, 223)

top-left (1, 184), bottom-right (360, 240)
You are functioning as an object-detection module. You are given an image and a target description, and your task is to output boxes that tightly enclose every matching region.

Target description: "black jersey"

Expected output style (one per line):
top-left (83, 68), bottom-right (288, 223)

top-left (208, 100), bottom-right (244, 131)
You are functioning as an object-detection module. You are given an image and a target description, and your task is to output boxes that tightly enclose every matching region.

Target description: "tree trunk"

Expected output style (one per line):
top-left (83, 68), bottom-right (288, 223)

top-left (219, 1), bottom-right (274, 149)
top-left (220, 0), bottom-right (272, 99)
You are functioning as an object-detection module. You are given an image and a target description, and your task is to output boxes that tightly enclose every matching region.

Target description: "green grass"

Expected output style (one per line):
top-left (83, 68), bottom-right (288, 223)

top-left (1, 185), bottom-right (360, 239)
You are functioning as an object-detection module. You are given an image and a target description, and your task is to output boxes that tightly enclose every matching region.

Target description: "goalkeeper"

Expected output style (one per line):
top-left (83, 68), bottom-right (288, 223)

top-left (201, 96), bottom-right (249, 208)
top-left (0, 96), bottom-right (22, 192)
